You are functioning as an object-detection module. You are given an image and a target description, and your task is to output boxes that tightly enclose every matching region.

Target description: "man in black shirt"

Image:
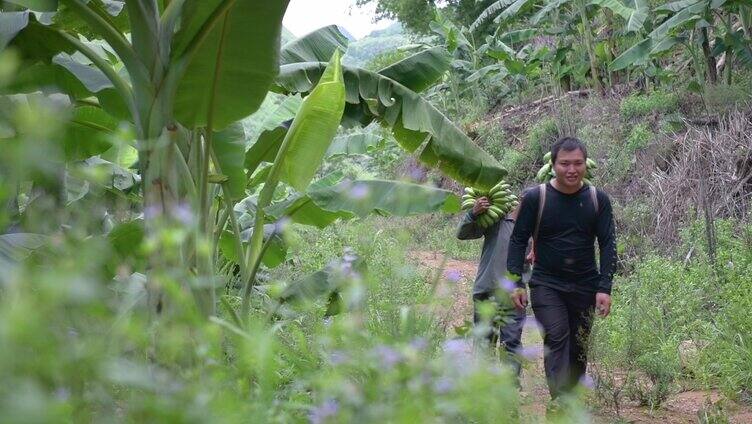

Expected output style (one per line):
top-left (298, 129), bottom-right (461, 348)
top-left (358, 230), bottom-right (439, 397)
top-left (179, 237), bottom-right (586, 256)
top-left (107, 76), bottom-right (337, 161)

top-left (505, 137), bottom-right (617, 399)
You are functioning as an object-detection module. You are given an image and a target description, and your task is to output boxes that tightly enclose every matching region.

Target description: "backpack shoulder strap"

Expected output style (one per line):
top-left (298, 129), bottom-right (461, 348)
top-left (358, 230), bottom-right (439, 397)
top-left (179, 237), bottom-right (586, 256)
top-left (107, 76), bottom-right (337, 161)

top-left (533, 183), bottom-right (546, 243)
top-left (589, 185), bottom-right (599, 214)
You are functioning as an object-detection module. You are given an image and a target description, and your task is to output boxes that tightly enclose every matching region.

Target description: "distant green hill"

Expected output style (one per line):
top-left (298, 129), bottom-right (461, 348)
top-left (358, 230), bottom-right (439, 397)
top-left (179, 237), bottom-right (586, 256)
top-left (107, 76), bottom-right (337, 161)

top-left (343, 23), bottom-right (411, 68)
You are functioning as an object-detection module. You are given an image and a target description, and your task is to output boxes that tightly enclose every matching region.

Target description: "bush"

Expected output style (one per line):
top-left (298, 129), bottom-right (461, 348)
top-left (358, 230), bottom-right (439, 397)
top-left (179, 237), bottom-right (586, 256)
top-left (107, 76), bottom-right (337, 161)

top-left (591, 220), bottom-right (752, 409)
top-left (626, 123), bottom-right (653, 152)
top-left (620, 91), bottom-right (680, 120)
top-left (527, 117), bottom-right (559, 155)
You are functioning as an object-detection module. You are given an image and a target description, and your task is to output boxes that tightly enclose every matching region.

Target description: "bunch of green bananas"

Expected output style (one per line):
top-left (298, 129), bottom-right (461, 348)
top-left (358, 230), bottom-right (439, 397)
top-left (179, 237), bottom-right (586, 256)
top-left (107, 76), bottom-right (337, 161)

top-left (535, 152), bottom-right (598, 185)
top-left (460, 180), bottom-right (519, 228)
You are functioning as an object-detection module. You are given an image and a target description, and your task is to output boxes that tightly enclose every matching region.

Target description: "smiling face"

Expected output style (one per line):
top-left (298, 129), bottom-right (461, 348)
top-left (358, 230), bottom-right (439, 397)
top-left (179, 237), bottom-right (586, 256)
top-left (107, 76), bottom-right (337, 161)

top-left (553, 148), bottom-right (586, 191)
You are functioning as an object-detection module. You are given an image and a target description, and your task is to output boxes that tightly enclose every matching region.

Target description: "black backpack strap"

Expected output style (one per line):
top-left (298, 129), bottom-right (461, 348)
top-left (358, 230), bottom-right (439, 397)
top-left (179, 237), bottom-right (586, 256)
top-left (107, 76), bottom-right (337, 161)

top-left (589, 185), bottom-right (599, 214)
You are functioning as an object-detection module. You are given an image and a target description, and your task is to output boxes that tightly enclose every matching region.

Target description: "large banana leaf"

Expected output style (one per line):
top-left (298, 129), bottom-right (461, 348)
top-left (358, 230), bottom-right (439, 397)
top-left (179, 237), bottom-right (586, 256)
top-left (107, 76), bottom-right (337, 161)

top-left (52, 53), bottom-right (112, 93)
top-left (172, 0), bottom-right (290, 130)
top-left (279, 24), bottom-right (350, 66)
top-left (499, 29), bottom-right (537, 44)
top-left (275, 63), bottom-right (506, 190)
top-left (242, 93), bottom-right (301, 147)
top-left (656, 0), bottom-right (703, 13)
top-left (244, 125), bottom-right (287, 173)
top-left (219, 224), bottom-right (286, 268)
top-left (376, 47), bottom-right (451, 93)
top-left (0, 11), bottom-right (29, 50)
top-left (470, 0), bottom-right (519, 31)
top-left (278, 51), bottom-right (345, 192)
top-left (266, 179), bottom-right (461, 229)
top-left (590, 0), bottom-right (633, 20)
top-left (326, 130), bottom-right (384, 157)
top-left (499, 0), bottom-right (535, 22)
top-left (64, 106), bottom-right (121, 160)
top-left (0, 233), bottom-right (47, 263)
top-left (532, 0), bottom-right (572, 24)
top-left (627, 0), bottom-right (650, 32)
top-left (213, 122), bottom-right (247, 200)
top-left (4, 0), bottom-right (58, 11)
top-left (610, 0), bottom-right (708, 70)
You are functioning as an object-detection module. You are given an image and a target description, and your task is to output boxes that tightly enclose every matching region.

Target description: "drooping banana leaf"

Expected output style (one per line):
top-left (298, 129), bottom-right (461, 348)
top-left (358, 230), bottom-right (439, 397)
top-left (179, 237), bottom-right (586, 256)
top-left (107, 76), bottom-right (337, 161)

top-left (279, 24), bottom-right (350, 65)
top-left (376, 46), bottom-right (451, 93)
top-left (275, 63), bottom-right (506, 190)
top-left (265, 179), bottom-right (461, 229)
top-left (470, 0), bottom-right (519, 31)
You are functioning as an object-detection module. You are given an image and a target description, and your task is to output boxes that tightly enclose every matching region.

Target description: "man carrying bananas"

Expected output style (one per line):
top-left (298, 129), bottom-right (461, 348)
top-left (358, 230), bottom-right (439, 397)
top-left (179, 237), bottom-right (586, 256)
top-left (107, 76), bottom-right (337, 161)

top-left (456, 193), bottom-right (531, 385)
top-left (506, 136), bottom-right (617, 401)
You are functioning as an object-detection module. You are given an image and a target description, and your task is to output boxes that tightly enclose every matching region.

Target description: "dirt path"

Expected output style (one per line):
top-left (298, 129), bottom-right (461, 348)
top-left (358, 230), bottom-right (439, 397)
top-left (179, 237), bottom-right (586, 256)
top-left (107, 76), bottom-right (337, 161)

top-left (408, 250), bottom-right (752, 423)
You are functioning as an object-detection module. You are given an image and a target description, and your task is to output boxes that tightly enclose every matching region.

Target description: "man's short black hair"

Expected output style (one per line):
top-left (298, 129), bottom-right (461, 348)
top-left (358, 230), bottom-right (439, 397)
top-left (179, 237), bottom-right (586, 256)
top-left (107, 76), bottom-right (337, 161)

top-left (551, 137), bottom-right (587, 164)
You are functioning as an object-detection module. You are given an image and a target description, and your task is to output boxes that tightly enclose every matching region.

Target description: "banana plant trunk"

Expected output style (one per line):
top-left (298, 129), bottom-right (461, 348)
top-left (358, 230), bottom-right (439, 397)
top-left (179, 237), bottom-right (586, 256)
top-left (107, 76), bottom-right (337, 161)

top-left (701, 27), bottom-right (717, 85)
top-left (575, 0), bottom-right (604, 96)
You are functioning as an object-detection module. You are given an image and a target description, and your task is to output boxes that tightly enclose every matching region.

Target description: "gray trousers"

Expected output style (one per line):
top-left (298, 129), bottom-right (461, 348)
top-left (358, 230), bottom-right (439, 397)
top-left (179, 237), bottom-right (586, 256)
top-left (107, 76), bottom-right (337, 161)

top-left (473, 291), bottom-right (526, 381)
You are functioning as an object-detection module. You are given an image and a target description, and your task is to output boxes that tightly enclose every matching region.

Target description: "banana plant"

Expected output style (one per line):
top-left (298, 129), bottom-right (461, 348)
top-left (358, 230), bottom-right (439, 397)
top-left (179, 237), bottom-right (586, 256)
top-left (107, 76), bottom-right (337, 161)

top-left (3, 5), bottom-right (507, 321)
top-left (610, 0), bottom-right (752, 88)
top-left (471, 0), bottom-right (612, 94)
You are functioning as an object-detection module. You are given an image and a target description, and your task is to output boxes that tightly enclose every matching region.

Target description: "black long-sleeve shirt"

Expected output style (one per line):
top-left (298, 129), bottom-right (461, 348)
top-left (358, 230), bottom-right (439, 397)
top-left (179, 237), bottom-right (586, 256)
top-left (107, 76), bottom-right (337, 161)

top-left (507, 183), bottom-right (617, 295)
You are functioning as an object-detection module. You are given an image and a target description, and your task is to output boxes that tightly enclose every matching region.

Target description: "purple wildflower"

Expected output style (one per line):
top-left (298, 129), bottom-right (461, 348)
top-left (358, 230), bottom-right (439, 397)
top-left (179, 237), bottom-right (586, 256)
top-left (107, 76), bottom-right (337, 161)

top-left (433, 377), bottom-right (455, 394)
top-left (342, 247), bottom-right (358, 264)
top-left (499, 276), bottom-right (516, 292)
top-left (54, 387), bottom-right (71, 401)
top-left (274, 216), bottom-right (291, 233)
top-left (328, 350), bottom-right (349, 366)
top-left (518, 344), bottom-right (544, 360)
top-left (349, 183), bottom-right (369, 199)
top-left (410, 337), bottom-right (428, 351)
top-left (372, 345), bottom-right (402, 369)
top-left (523, 317), bottom-right (542, 332)
top-left (143, 204), bottom-right (163, 219)
top-left (172, 202), bottom-right (194, 225)
top-left (443, 339), bottom-right (472, 357)
top-left (409, 167), bottom-right (426, 181)
top-left (309, 399), bottom-right (339, 424)
top-left (444, 268), bottom-right (462, 283)
top-left (579, 374), bottom-right (595, 389)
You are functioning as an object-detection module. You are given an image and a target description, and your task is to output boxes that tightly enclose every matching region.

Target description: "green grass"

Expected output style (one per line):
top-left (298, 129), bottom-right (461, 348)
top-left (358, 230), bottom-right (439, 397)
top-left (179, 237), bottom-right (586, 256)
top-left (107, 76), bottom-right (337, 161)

top-left (620, 91), bottom-right (680, 120)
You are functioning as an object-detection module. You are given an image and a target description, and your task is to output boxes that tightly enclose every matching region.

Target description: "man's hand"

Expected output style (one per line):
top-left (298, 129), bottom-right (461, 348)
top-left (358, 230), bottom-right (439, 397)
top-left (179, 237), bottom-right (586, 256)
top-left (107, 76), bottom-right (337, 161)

top-left (525, 249), bottom-right (536, 265)
top-left (595, 293), bottom-right (611, 317)
top-left (472, 197), bottom-right (490, 216)
top-left (512, 288), bottom-right (528, 311)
